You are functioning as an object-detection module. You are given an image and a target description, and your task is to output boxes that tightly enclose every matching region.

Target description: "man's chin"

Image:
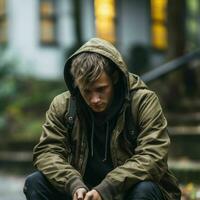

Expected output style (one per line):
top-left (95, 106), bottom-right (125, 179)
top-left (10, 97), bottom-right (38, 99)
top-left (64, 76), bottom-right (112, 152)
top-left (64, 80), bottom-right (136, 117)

top-left (91, 106), bottom-right (106, 113)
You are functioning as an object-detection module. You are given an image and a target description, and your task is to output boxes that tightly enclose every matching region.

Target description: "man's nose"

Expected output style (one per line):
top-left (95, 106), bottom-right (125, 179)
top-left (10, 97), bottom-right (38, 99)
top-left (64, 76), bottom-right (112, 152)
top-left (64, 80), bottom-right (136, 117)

top-left (90, 94), bottom-right (100, 104)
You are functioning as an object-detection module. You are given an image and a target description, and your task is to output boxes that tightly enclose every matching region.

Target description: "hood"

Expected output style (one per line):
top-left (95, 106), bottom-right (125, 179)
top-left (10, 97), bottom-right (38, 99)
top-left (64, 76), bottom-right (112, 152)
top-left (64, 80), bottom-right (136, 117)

top-left (64, 37), bottom-right (147, 98)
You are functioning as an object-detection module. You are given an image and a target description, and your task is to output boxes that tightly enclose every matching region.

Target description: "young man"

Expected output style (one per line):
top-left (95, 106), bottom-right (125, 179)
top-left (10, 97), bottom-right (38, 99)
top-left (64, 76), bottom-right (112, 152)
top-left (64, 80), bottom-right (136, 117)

top-left (24, 38), bottom-right (181, 200)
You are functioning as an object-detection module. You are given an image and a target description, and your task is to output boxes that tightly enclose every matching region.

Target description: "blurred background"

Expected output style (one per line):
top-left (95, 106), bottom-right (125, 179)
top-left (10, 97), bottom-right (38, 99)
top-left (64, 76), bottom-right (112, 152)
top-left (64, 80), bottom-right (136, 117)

top-left (0, 0), bottom-right (200, 199)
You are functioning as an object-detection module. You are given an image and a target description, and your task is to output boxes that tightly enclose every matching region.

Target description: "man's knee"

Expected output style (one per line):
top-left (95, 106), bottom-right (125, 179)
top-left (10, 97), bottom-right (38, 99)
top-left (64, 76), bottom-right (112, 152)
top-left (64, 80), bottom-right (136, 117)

top-left (134, 181), bottom-right (156, 193)
top-left (127, 181), bottom-right (164, 200)
top-left (24, 171), bottom-right (45, 193)
top-left (24, 171), bottom-right (71, 200)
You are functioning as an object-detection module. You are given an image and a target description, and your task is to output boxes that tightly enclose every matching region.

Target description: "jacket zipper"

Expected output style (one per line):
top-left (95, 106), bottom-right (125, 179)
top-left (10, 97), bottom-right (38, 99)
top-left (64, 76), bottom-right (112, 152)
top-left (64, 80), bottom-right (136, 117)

top-left (110, 111), bottom-right (126, 167)
top-left (79, 131), bottom-right (89, 176)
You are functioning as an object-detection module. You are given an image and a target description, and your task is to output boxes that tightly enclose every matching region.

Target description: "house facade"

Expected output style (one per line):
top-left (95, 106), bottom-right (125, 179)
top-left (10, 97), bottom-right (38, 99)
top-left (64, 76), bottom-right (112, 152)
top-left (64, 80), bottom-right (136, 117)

top-left (0, 0), bottom-right (199, 79)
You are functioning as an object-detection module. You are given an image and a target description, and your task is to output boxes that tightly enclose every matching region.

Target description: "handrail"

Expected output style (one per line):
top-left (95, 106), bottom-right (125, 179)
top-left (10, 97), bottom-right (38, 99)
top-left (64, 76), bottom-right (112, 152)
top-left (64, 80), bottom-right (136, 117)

top-left (141, 49), bottom-right (200, 83)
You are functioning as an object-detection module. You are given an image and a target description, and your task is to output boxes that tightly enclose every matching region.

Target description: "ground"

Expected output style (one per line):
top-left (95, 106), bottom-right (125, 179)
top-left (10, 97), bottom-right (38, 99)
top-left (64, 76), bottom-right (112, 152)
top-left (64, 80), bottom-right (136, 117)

top-left (0, 173), bottom-right (200, 200)
top-left (0, 174), bottom-right (25, 200)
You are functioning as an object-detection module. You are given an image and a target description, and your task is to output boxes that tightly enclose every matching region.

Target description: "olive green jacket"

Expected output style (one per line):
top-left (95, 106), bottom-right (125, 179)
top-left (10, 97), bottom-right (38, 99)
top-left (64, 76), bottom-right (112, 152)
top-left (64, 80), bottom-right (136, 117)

top-left (33, 38), bottom-right (181, 200)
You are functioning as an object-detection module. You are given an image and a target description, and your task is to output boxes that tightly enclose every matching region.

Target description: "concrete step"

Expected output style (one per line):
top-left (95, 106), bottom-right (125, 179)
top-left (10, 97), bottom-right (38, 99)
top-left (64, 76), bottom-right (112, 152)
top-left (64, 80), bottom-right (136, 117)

top-left (166, 112), bottom-right (200, 126)
top-left (169, 133), bottom-right (200, 160)
top-left (0, 140), bottom-right (36, 151)
top-left (0, 151), bottom-right (32, 162)
top-left (168, 98), bottom-right (200, 112)
top-left (169, 160), bottom-right (200, 171)
top-left (169, 159), bottom-right (200, 184)
top-left (168, 125), bottom-right (200, 135)
top-left (0, 151), bottom-right (33, 175)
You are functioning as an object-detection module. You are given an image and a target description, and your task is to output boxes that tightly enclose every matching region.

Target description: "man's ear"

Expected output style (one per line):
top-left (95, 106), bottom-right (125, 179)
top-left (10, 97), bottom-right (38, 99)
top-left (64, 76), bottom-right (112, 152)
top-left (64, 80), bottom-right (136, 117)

top-left (112, 71), bottom-right (119, 84)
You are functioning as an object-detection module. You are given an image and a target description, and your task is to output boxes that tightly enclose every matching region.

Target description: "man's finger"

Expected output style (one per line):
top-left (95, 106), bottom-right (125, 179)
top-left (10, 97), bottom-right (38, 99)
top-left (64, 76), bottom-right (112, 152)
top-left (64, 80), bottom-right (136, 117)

top-left (77, 191), bottom-right (84, 200)
top-left (84, 192), bottom-right (93, 200)
top-left (73, 188), bottom-right (87, 200)
top-left (73, 192), bottom-right (77, 200)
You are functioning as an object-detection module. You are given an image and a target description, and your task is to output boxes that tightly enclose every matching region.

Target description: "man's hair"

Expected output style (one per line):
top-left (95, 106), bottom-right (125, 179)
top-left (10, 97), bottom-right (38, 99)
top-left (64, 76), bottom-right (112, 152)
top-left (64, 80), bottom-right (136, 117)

top-left (70, 52), bottom-right (116, 89)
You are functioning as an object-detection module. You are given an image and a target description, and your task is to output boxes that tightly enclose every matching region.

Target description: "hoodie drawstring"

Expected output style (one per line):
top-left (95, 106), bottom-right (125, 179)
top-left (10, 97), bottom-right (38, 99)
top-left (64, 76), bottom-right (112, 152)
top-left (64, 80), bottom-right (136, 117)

top-left (102, 121), bottom-right (109, 162)
top-left (91, 118), bottom-right (94, 157)
top-left (90, 119), bottom-right (110, 162)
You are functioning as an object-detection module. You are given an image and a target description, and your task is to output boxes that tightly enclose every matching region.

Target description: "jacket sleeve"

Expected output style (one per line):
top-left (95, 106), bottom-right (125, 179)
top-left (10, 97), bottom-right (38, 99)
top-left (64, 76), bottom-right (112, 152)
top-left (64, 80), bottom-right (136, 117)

top-left (94, 90), bottom-right (170, 200)
top-left (33, 93), bottom-right (88, 195)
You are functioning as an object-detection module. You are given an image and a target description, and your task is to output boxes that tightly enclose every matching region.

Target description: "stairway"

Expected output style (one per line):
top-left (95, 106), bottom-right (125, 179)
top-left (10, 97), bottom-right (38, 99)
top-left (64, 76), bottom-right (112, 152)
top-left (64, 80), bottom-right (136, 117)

top-left (166, 98), bottom-right (200, 184)
top-left (0, 140), bottom-right (35, 175)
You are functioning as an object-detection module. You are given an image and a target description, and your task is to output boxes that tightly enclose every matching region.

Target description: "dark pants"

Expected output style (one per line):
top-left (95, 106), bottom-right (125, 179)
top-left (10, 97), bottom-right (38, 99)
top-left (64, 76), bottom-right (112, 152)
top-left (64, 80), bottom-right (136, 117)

top-left (24, 171), bottom-right (164, 200)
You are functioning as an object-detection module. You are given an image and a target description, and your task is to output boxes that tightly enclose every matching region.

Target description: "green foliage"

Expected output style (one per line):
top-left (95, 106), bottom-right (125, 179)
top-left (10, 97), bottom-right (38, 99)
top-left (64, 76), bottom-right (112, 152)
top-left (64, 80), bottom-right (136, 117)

top-left (0, 50), bottom-right (66, 142)
top-left (1, 77), bottom-right (65, 141)
top-left (0, 52), bottom-right (17, 110)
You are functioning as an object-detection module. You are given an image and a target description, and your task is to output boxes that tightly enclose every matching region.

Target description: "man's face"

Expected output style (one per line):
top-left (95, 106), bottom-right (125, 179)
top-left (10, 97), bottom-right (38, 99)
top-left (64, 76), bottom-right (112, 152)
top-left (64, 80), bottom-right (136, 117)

top-left (76, 71), bottom-right (114, 112)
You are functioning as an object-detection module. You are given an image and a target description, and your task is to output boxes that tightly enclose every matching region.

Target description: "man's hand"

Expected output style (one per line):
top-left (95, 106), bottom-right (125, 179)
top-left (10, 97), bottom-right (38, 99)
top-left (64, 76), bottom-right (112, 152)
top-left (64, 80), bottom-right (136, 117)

top-left (84, 189), bottom-right (102, 200)
top-left (73, 188), bottom-right (87, 200)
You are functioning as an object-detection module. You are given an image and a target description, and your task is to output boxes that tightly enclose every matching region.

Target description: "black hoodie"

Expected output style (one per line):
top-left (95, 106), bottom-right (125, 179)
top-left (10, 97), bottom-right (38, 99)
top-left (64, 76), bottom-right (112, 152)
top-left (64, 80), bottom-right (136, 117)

top-left (83, 76), bottom-right (125, 187)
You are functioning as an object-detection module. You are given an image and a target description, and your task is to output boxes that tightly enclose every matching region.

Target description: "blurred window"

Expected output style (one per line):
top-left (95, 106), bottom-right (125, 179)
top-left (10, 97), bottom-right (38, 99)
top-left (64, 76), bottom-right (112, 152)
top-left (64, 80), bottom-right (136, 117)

top-left (0, 0), bottom-right (7, 45)
top-left (186, 0), bottom-right (200, 49)
top-left (151, 0), bottom-right (168, 50)
top-left (94, 0), bottom-right (116, 44)
top-left (40, 0), bottom-right (58, 45)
